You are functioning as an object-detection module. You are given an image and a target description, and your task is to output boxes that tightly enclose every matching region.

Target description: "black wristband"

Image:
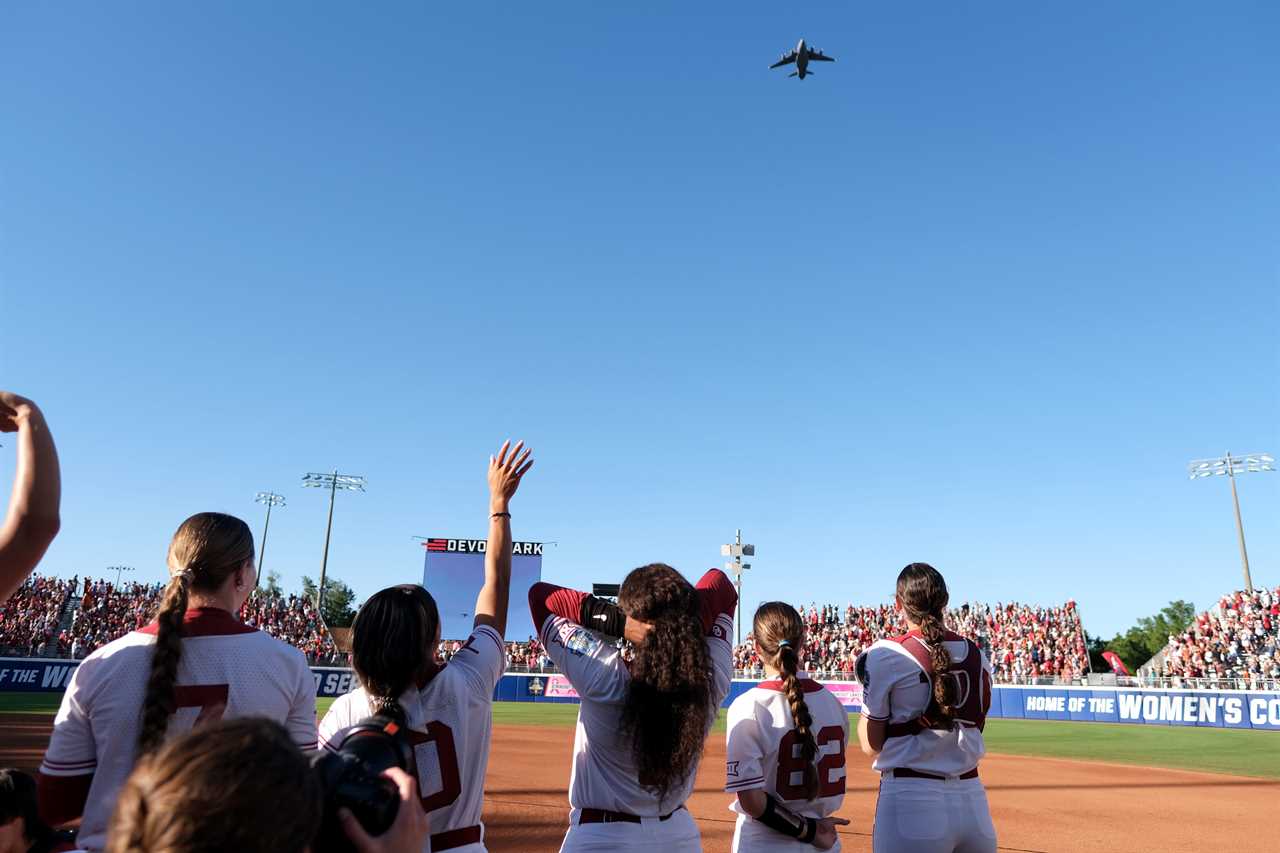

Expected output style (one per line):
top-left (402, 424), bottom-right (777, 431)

top-left (757, 794), bottom-right (809, 841)
top-left (578, 596), bottom-right (627, 639)
top-left (491, 512), bottom-right (511, 519)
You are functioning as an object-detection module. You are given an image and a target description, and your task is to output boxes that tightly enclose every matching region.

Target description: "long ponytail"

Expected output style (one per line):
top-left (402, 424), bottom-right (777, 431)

top-left (137, 513), bottom-right (254, 754)
top-left (896, 562), bottom-right (958, 718)
top-left (754, 601), bottom-right (819, 801)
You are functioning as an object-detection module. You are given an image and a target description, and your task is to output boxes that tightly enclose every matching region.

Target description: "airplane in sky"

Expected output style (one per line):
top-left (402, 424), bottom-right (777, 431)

top-left (769, 38), bottom-right (835, 80)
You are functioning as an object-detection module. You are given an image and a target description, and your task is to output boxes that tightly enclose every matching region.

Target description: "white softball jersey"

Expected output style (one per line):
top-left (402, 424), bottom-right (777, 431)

top-left (319, 623), bottom-right (506, 853)
top-left (39, 607), bottom-right (317, 853)
top-left (724, 675), bottom-right (850, 852)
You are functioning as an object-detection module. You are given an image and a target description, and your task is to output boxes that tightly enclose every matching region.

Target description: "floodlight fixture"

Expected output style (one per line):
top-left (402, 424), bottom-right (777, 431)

top-left (108, 565), bottom-right (135, 587)
top-left (253, 491), bottom-right (286, 581)
top-left (721, 529), bottom-right (757, 645)
top-left (302, 470), bottom-right (367, 611)
top-left (1188, 451), bottom-right (1274, 594)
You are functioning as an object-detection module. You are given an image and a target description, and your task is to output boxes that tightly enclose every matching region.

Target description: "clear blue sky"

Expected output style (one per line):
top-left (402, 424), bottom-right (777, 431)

top-left (2, 3), bottom-right (1276, 640)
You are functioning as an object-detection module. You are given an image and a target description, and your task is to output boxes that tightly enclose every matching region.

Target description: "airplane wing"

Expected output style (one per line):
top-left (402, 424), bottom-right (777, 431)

top-left (770, 51), bottom-right (797, 69)
top-left (809, 50), bottom-right (836, 62)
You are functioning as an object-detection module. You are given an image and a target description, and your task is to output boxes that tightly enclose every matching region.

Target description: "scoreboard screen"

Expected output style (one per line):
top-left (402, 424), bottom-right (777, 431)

top-left (422, 537), bottom-right (544, 642)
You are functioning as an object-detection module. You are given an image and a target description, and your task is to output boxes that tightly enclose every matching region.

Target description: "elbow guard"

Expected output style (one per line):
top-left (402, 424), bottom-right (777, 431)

top-left (578, 595), bottom-right (626, 639)
top-left (758, 794), bottom-right (818, 843)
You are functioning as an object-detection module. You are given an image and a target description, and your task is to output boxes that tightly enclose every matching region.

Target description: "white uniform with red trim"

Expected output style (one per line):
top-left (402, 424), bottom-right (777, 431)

top-left (724, 674), bottom-right (850, 852)
top-left (319, 623), bottom-right (505, 853)
top-left (860, 632), bottom-right (996, 853)
top-left (532, 570), bottom-right (737, 853)
top-left (39, 608), bottom-right (317, 853)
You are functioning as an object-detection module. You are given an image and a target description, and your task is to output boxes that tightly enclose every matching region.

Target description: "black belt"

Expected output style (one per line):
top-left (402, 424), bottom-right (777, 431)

top-left (889, 767), bottom-right (979, 781)
top-left (431, 824), bottom-right (482, 850)
top-left (579, 805), bottom-right (685, 825)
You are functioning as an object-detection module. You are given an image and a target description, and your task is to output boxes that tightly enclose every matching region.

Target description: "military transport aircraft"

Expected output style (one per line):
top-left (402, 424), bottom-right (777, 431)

top-left (769, 39), bottom-right (835, 80)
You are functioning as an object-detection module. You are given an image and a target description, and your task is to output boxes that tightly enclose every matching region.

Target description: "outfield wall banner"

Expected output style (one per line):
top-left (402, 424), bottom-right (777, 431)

top-left (422, 538), bottom-right (543, 642)
top-left (7, 658), bottom-right (1280, 731)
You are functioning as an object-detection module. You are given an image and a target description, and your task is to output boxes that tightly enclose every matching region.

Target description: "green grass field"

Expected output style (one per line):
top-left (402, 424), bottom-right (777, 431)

top-left (5, 695), bottom-right (1277, 779)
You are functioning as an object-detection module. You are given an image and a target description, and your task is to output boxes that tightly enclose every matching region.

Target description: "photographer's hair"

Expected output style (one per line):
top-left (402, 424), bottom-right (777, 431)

top-left (138, 513), bottom-right (254, 754)
top-left (896, 562), bottom-right (957, 717)
top-left (107, 718), bottom-right (321, 853)
top-left (753, 601), bottom-right (819, 800)
top-left (0, 767), bottom-right (56, 849)
top-left (351, 584), bottom-right (441, 716)
top-left (617, 564), bottom-right (714, 802)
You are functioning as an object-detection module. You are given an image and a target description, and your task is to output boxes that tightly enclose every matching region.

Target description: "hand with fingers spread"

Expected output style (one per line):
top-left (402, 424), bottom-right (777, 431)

top-left (813, 816), bottom-right (850, 849)
top-left (488, 439), bottom-right (534, 515)
top-left (338, 767), bottom-right (429, 853)
top-left (0, 391), bottom-right (40, 433)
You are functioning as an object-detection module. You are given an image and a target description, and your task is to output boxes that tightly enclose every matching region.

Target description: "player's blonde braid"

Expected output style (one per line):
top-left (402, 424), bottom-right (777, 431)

top-left (897, 563), bottom-right (958, 718)
top-left (137, 513), bottom-right (254, 754)
top-left (754, 601), bottom-right (820, 800)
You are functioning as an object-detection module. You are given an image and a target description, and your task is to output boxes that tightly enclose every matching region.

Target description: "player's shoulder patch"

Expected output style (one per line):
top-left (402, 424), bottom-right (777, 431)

top-left (553, 620), bottom-right (603, 658)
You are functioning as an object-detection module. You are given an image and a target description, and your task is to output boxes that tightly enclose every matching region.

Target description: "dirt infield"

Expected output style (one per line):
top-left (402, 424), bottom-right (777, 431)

top-left (4, 715), bottom-right (1277, 852)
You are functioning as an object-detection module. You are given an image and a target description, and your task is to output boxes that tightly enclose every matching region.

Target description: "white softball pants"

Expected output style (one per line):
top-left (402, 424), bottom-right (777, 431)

top-left (872, 776), bottom-right (997, 853)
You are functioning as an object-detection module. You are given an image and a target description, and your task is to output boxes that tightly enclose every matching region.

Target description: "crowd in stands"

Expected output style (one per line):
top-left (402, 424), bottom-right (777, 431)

top-left (0, 574), bottom-right (340, 663)
top-left (1156, 585), bottom-right (1280, 689)
top-left (439, 636), bottom-right (552, 670)
top-left (60, 578), bottom-right (163, 659)
top-left (239, 591), bottom-right (340, 664)
top-left (0, 575), bottom-right (74, 656)
top-left (733, 599), bottom-right (1090, 684)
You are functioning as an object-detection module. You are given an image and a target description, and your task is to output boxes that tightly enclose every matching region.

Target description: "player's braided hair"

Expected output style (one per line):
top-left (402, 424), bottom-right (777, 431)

top-left (350, 584), bottom-right (441, 715)
top-left (137, 513), bottom-right (254, 755)
top-left (753, 601), bottom-right (820, 800)
top-left (618, 563), bottom-right (714, 803)
top-left (107, 718), bottom-right (321, 853)
top-left (896, 562), bottom-right (958, 718)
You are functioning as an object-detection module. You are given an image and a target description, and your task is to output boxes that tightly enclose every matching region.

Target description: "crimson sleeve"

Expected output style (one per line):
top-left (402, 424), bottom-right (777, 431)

top-left (37, 772), bottom-right (92, 826)
top-left (528, 582), bottom-right (589, 633)
top-left (696, 568), bottom-right (738, 635)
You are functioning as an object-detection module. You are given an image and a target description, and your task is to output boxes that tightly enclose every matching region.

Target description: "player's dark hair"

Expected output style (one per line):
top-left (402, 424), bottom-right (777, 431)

top-left (896, 562), bottom-right (957, 718)
top-left (617, 563), bottom-right (714, 803)
top-left (753, 602), bottom-right (820, 800)
top-left (0, 767), bottom-right (56, 848)
top-left (351, 584), bottom-right (441, 715)
top-left (138, 513), bottom-right (254, 754)
top-left (107, 718), bottom-right (321, 853)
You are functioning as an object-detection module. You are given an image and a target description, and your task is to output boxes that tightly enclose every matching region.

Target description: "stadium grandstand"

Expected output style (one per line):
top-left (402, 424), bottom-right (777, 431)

top-left (1142, 585), bottom-right (1280, 691)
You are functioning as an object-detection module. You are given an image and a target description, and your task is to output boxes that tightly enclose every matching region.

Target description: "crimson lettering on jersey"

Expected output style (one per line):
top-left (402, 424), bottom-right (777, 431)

top-left (776, 724), bottom-right (847, 800)
top-left (405, 722), bottom-right (463, 812)
top-left (892, 631), bottom-right (991, 730)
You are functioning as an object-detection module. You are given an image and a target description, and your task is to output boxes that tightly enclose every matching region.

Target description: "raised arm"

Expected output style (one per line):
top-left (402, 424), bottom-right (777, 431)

top-left (473, 440), bottom-right (533, 639)
top-left (0, 392), bottom-right (61, 603)
top-left (695, 568), bottom-right (737, 635)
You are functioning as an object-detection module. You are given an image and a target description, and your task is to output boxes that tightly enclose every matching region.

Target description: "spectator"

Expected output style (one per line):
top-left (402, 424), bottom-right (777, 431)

top-left (0, 393), bottom-right (60, 605)
top-left (104, 717), bottom-right (428, 853)
top-left (0, 576), bottom-right (73, 656)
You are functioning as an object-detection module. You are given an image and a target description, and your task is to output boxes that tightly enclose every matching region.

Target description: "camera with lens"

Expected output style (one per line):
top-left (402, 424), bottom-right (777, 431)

top-left (311, 707), bottom-right (414, 853)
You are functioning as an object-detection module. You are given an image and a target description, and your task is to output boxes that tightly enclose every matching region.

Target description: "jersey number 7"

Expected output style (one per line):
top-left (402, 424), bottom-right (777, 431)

top-left (776, 725), bottom-right (846, 800)
top-left (172, 684), bottom-right (229, 727)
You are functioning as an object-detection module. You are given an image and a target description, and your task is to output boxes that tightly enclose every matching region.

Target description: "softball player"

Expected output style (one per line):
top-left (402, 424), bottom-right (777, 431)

top-left (855, 563), bottom-right (996, 853)
top-left (38, 513), bottom-right (317, 853)
top-left (320, 439), bottom-right (533, 853)
top-left (725, 602), bottom-right (850, 851)
top-left (528, 564), bottom-right (737, 852)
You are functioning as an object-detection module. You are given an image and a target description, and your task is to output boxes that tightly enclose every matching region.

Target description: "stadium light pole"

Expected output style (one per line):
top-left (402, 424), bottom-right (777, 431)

top-left (302, 470), bottom-right (366, 610)
top-left (108, 565), bottom-right (135, 587)
top-left (1188, 452), bottom-right (1274, 594)
top-left (721, 530), bottom-right (755, 646)
top-left (253, 491), bottom-right (286, 583)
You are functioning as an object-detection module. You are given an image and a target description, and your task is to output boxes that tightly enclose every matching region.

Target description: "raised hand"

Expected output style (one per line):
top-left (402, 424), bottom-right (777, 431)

top-left (488, 440), bottom-right (534, 513)
top-left (0, 391), bottom-right (38, 433)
